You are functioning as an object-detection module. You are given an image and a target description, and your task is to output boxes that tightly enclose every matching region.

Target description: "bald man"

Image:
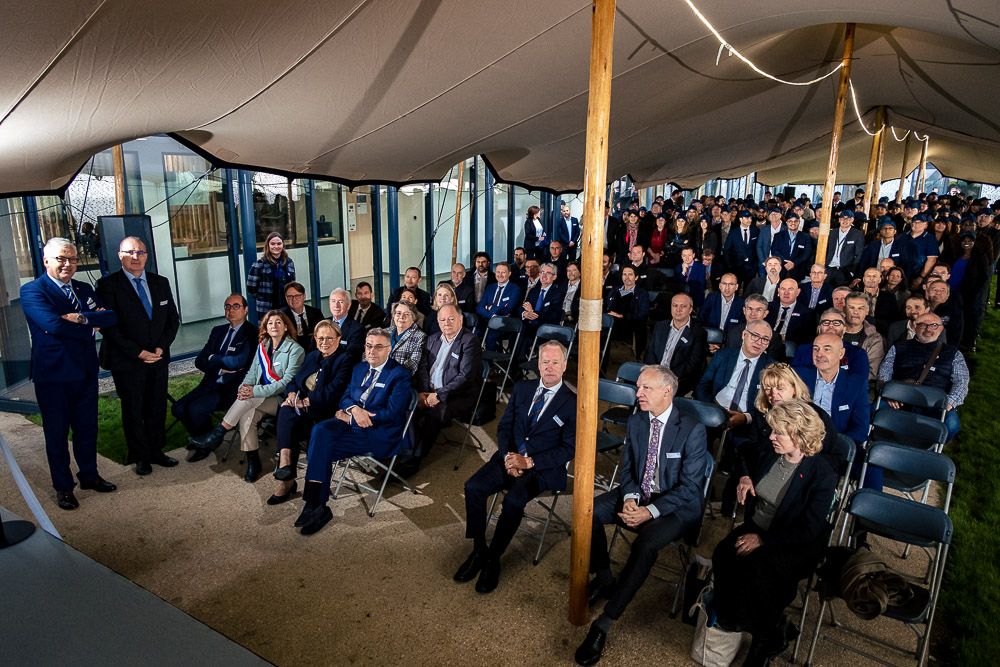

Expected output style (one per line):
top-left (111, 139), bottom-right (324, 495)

top-left (791, 333), bottom-right (870, 444)
top-left (765, 278), bottom-right (814, 345)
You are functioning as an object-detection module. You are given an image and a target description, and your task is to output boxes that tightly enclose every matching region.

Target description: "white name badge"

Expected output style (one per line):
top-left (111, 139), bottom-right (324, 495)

top-left (839, 404), bottom-right (850, 411)
top-left (159, 299), bottom-right (169, 305)
top-left (665, 452), bottom-right (681, 459)
top-left (451, 352), bottom-right (460, 359)
top-left (846, 241), bottom-right (855, 245)
top-left (374, 382), bottom-right (385, 388)
top-left (227, 346), bottom-right (237, 352)
top-left (502, 297), bottom-right (509, 302)
top-left (680, 337), bottom-right (689, 344)
top-left (552, 415), bottom-right (564, 427)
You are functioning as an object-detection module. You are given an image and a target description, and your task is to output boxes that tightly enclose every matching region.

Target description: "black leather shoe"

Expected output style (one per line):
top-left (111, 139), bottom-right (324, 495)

top-left (135, 461), bottom-right (153, 476)
top-left (574, 625), bottom-right (607, 666)
top-left (587, 579), bottom-right (616, 606)
top-left (152, 453), bottom-right (178, 467)
top-left (273, 465), bottom-right (295, 481)
top-left (244, 450), bottom-right (262, 483)
top-left (56, 490), bottom-right (79, 510)
top-left (454, 551), bottom-right (485, 583)
top-left (188, 424), bottom-right (227, 450)
top-left (187, 448), bottom-right (211, 463)
top-left (474, 559), bottom-right (501, 594)
top-left (80, 477), bottom-right (116, 493)
top-left (294, 505), bottom-right (315, 528)
top-left (300, 505), bottom-right (333, 535)
top-left (267, 481), bottom-right (298, 505)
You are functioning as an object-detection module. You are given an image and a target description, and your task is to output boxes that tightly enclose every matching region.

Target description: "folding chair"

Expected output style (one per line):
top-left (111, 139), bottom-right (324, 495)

top-left (481, 316), bottom-right (523, 399)
top-left (598, 362), bottom-right (644, 429)
top-left (874, 381), bottom-right (948, 422)
top-left (594, 380), bottom-right (638, 490)
top-left (599, 314), bottom-right (614, 371)
top-left (866, 407), bottom-right (950, 458)
top-left (783, 339), bottom-right (798, 361)
top-left (607, 455), bottom-right (714, 617)
top-left (615, 361), bottom-right (644, 385)
top-left (463, 311), bottom-right (479, 331)
top-left (704, 326), bottom-right (724, 347)
top-left (452, 361), bottom-right (492, 470)
top-left (805, 444), bottom-right (955, 667)
top-left (486, 462), bottom-right (572, 565)
top-left (332, 390), bottom-right (421, 517)
top-left (519, 324), bottom-right (575, 376)
top-left (672, 397), bottom-right (728, 465)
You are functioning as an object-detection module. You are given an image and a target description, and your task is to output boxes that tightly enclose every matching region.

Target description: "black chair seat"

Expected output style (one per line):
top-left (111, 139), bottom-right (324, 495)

top-left (596, 431), bottom-right (624, 453)
top-left (600, 406), bottom-right (631, 426)
top-left (882, 583), bottom-right (932, 625)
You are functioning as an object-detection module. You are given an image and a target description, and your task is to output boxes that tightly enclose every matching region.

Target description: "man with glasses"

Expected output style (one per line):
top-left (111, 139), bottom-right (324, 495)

top-left (517, 262), bottom-right (567, 359)
top-left (797, 264), bottom-right (833, 314)
top-left (789, 308), bottom-right (870, 378)
top-left (724, 294), bottom-right (784, 359)
top-left (295, 328), bottom-right (412, 535)
top-left (878, 312), bottom-right (967, 441)
top-left (886, 295), bottom-right (945, 348)
top-left (697, 320), bottom-right (774, 430)
top-left (174, 294), bottom-right (255, 451)
top-left (281, 281), bottom-right (324, 352)
top-left (20, 237), bottom-right (119, 509)
top-left (96, 236), bottom-right (180, 476)
top-left (698, 273), bottom-right (744, 331)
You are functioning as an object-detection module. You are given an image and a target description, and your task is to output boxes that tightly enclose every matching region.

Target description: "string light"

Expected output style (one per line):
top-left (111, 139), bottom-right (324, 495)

top-left (849, 80), bottom-right (930, 144)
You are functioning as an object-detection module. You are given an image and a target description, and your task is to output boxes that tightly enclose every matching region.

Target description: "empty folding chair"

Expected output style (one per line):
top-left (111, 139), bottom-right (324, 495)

top-left (481, 316), bottom-right (523, 399)
top-left (331, 390), bottom-right (421, 516)
top-left (486, 462), bottom-right (572, 565)
top-left (672, 396), bottom-right (729, 464)
top-left (598, 362), bottom-right (644, 430)
top-left (599, 314), bottom-right (615, 371)
top-left (519, 324), bottom-right (575, 377)
top-left (594, 379), bottom-right (638, 490)
top-left (874, 381), bottom-right (948, 422)
top-left (463, 311), bottom-right (479, 331)
top-left (452, 361), bottom-right (492, 470)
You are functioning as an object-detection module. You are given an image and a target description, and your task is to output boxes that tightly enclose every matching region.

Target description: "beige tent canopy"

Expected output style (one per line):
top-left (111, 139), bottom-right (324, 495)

top-left (1, 0), bottom-right (998, 196)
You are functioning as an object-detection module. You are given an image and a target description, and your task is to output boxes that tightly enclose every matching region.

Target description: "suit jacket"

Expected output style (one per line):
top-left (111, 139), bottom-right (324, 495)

top-left (193, 322), bottom-right (255, 401)
top-left (724, 322), bottom-right (785, 360)
top-left (791, 366), bottom-right (870, 443)
top-left (476, 281), bottom-right (522, 320)
top-left (329, 315), bottom-right (365, 365)
top-left (766, 301), bottom-right (816, 345)
top-left (675, 261), bottom-right (707, 307)
top-left (746, 275), bottom-right (781, 301)
top-left (387, 324), bottom-right (426, 375)
top-left (696, 347), bottom-right (771, 412)
top-left (523, 218), bottom-right (547, 257)
top-left (796, 282), bottom-right (834, 313)
top-left (618, 407), bottom-right (708, 524)
top-left (96, 270), bottom-right (180, 371)
top-left (884, 319), bottom-right (947, 349)
top-left (859, 235), bottom-right (915, 272)
top-left (347, 300), bottom-right (387, 332)
top-left (723, 224), bottom-right (759, 279)
top-left (825, 227), bottom-right (865, 279)
top-left (784, 230), bottom-right (814, 280)
top-left (451, 280), bottom-right (477, 313)
top-left (790, 341), bottom-right (870, 379)
top-left (281, 304), bottom-right (325, 351)
top-left (605, 286), bottom-right (651, 320)
top-left (388, 285), bottom-right (431, 316)
top-left (416, 328), bottom-right (482, 409)
top-left (756, 224), bottom-right (790, 274)
top-left (20, 276), bottom-right (118, 383)
top-left (496, 380), bottom-right (577, 491)
top-left (340, 358), bottom-right (413, 452)
top-left (552, 216), bottom-right (581, 257)
top-left (522, 282), bottom-right (567, 330)
top-left (646, 318), bottom-right (708, 393)
top-left (284, 347), bottom-right (352, 421)
top-left (698, 292), bottom-right (745, 330)
top-left (243, 337), bottom-right (305, 398)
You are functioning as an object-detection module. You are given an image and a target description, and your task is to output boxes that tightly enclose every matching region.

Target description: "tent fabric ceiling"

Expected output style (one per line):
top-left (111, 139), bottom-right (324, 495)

top-left (1, 0), bottom-right (998, 196)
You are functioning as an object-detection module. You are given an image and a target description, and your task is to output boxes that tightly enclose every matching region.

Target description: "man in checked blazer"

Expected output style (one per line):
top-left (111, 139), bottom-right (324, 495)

top-left (455, 341), bottom-right (576, 595)
top-left (96, 236), bottom-right (180, 476)
top-left (575, 364), bottom-right (708, 666)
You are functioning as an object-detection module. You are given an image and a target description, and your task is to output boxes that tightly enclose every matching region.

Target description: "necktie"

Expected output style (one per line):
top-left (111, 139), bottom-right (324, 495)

top-left (519, 388), bottom-right (550, 454)
top-left (134, 277), bottom-right (153, 319)
top-left (493, 284), bottom-right (504, 308)
top-left (219, 327), bottom-right (235, 353)
top-left (729, 359), bottom-right (752, 411)
top-left (359, 368), bottom-right (377, 406)
top-left (777, 306), bottom-right (789, 332)
top-left (62, 284), bottom-right (81, 312)
top-left (535, 288), bottom-right (546, 311)
top-left (743, 229), bottom-right (748, 245)
top-left (355, 307), bottom-right (364, 322)
top-left (640, 418), bottom-right (663, 503)
top-left (295, 312), bottom-right (304, 336)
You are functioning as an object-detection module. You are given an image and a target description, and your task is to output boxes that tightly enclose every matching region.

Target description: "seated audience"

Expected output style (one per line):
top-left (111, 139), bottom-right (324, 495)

top-left (281, 281), bottom-right (324, 352)
top-left (842, 292), bottom-right (885, 384)
top-left (347, 282), bottom-right (386, 332)
top-left (699, 273), bottom-right (744, 331)
top-left (385, 287), bottom-right (426, 329)
top-left (600, 251), bottom-right (621, 300)
top-left (884, 266), bottom-right (911, 312)
top-left (646, 293), bottom-right (707, 396)
top-left (765, 278), bottom-right (815, 345)
top-left (387, 301), bottom-right (426, 375)
top-left (519, 257), bottom-right (541, 295)
top-left (697, 320), bottom-right (774, 433)
top-left (547, 240), bottom-right (570, 282)
top-left (830, 285), bottom-right (852, 313)
top-left (724, 294), bottom-right (784, 360)
top-left (605, 265), bottom-right (651, 356)
top-left (789, 308), bottom-right (870, 378)
top-left (885, 295), bottom-right (943, 348)
top-left (476, 262), bottom-right (522, 351)
top-left (562, 261), bottom-right (582, 325)
top-left (519, 262), bottom-right (567, 357)
top-left (424, 282), bottom-right (459, 337)
top-left (797, 264), bottom-right (833, 313)
top-left (472, 251), bottom-right (497, 305)
top-left (857, 267), bottom-right (898, 335)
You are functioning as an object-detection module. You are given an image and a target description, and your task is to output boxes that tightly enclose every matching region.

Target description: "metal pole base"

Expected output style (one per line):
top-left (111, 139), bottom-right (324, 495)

top-left (0, 519), bottom-right (36, 549)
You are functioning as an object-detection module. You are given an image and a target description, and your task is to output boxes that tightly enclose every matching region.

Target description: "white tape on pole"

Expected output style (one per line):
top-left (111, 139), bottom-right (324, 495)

top-left (0, 432), bottom-right (61, 540)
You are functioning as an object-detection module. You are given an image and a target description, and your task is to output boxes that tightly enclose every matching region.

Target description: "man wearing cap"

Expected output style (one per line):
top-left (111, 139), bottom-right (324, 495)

top-left (722, 209), bottom-right (759, 286)
top-left (859, 218), bottom-right (913, 271)
top-left (824, 209), bottom-right (864, 286)
top-left (779, 212), bottom-right (813, 281)
top-left (907, 213), bottom-right (940, 287)
top-left (755, 208), bottom-right (788, 276)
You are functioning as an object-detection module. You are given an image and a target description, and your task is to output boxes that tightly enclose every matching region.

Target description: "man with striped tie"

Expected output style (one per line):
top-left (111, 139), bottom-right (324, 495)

top-left (20, 238), bottom-right (119, 509)
top-left (455, 341), bottom-right (577, 594)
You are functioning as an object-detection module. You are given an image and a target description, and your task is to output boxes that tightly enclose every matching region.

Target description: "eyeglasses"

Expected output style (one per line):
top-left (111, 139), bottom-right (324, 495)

top-left (915, 322), bottom-right (942, 330)
top-left (224, 303), bottom-right (243, 310)
top-left (365, 343), bottom-right (389, 350)
top-left (120, 250), bottom-right (147, 257)
top-left (285, 293), bottom-right (305, 299)
top-left (540, 270), bottom-right (557, 276)
top-left (54, 256), bottom-right (79, 265)
top-left (819, 319), bottom-right (845, 327)
top-left (315, 336), bottom-right (339, 343)
top-left (745, 331), bottom-right (772, 344)
top-left (720, 282), bottom-right (738, 287)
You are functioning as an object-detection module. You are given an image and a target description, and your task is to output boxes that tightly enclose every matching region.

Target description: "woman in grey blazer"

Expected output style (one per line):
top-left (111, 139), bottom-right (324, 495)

top-left (387, 301), bottom-right (426, 375)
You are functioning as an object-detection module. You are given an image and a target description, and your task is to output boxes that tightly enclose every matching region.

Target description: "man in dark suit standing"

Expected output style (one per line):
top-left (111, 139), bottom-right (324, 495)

top-left (347, 282), bottom-right (386, 332)
top-left (20, 237), bottom-right (119, 509)
top-left (172, 294), bottom-right (254, 446)
top-left (398, 305), bottom-right (482, 477)
top-left (455, 341), bottom-right (576, 594)
top-left (281, 281), bottom-right (324, 352)
top-left (722, 209), bottom-right (759, 287)
top-left (825, 209), bottom-right (865, 286)
top-left (553, 203), bottom-right (581, 260)
top-left (448, 263), bottom-right (477, 313)
top-left (576, 365), bottom-right (707, 665)
top-left (296, 328), bottom-right (412, 535)
top-left (646, 293), bottom-right (707, 396)
top-left (329, 288), bottom-right (365, 363)
top-left (96, 236), bottom-right (180, 476)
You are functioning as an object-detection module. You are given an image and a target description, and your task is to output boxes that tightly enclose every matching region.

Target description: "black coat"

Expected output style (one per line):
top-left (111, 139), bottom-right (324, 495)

top-left (347, 300), bottom-right (387, 332)
top-left (96, 270), bottom-right (180, 371)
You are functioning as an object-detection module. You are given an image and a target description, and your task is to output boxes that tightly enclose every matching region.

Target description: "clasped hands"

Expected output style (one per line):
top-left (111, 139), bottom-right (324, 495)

top-left (618, 497), bottom-right (652, 528)
top-left (138, 347), bottom-right (164, 364)
top-left (337, 406), bottom-right (376, 428)
top-left (281, 392), bottom-right (309, 411)
top-left (504, 453), bottom-right (533, 478)
top-left (522, 303), bottom-right (539, 320)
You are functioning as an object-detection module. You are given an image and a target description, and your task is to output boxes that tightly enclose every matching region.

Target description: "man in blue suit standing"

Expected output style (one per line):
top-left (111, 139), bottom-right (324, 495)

top-left (722, 209), bottom-right (759, 286)
top-left (553, 203), bottom-right (581, 260)
top-left (20, 238), bottom-right (118, 509)
top-left (475, 262), bottom-right (522, 351)
top-left (296, 328), bottom-right (412, 535)
top-left (576, 365), bottom-right (707, 666)
top-left (455, 341), bottom-right (576, 594)
top-left (755, 208), bottom-right (789, 276)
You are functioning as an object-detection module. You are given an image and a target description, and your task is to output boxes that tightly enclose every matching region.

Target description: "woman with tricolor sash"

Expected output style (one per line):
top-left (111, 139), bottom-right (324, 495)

top-left (189, 309), bottom-right (304, 482)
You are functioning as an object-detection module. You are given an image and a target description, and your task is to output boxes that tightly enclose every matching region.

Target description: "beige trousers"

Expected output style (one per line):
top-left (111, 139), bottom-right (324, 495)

top-left (223, 395), bottom-right (281, 451)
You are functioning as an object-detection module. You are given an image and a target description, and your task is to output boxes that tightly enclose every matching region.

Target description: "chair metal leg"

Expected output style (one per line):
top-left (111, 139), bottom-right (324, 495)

top-left (332, 457), bottom-right (353, 499)
top-left (792, 574), bottom-right (817, 662)
top-left (805, 597), bottom-right (830, 666)
top-left (533, 492), bottom-right (560, 565)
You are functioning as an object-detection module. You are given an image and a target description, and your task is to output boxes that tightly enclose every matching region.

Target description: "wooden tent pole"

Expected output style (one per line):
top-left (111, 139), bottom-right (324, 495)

top-left (112, 144), bottom-right (126, 215)
top-left (570, 0), bottom-right (616, 626)
top-left (815, 23), bottom-right (856, 266)
top-left (862, 106), bottom-right (886, 221)
top-left (895, 134), bottom-right (913, 203)
top-left (917, 138), bottom-right (928, 194)
top-left (450, 161), bottom-right (465, 266)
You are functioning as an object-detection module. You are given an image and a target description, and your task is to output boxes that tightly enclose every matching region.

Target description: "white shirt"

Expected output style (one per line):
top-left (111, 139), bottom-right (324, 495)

top-left (715, 349), bottom-right (760, 413)
top-left (719, 295), bottom-right (734, 325)
top-left (624, 404), bottom-right (675, 518)
top-left (762, 278), bottom-right (779, 302)
top-left (429, 333), bottom-right (458, 390)
top-left (774, 302), bottom-right (795, 336)
top-left (878, 239), bottom-right (894, 260)
top-left (349, 360), bottom-right (388, 416)
top-left (660, 319), bottom-right (689, 367)
top-left (563, 281), bottom-right (580, 314)
top-left (814, 370), bottom-right (839, 415)
top-left (529, 380), bottom-right (562, 421)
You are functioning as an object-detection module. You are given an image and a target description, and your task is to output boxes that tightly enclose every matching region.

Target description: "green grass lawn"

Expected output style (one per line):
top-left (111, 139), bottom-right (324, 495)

top-left (26, 373), bottom-right (206, 464)
top-left (938, 284), bottom-right (1000, 666)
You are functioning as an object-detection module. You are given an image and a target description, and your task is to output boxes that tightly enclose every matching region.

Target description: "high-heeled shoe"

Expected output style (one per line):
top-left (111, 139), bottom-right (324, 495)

top-left (244, 450), bottom-right (262, 483)
top-left (273, 464), bottom-right (295, 481)
top-left (267, 481), bottom-right (298, 505)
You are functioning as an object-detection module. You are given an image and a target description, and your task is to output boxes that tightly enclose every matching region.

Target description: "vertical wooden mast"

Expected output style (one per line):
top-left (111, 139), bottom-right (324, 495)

top-left (815, 23), bottom-right (856, 265)
top-left (451, 161), bottom-right (466, 265)
top-left (917, 138), bottom-right (929, 194)
top-left (112, 144), bottom-right (126, 215)
top-left (895, 134), bottom-right (913, 203)
top-left (569, 0), bottom-right (616, 626)
top-left (862, 106), bottom-right (886, 222)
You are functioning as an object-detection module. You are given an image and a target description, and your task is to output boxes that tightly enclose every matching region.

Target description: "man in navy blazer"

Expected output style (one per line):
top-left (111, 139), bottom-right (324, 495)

top-left (328, 288), bottom-right (365, 364)
top-left (297, 328), bottom-right (412, 535)
top-left (576, 365), bottom-right (707, 665)
top-left (553, 203), bottom-right (581, 260)
top-left (20, 238), bottom-right (118, 509)
top-left (675, 248), bottom-right (707, 308)
top-left (792, 334), bottom-right (870, 444)
top-left (171, 294), bottom-right (255, 440)
top-left (516, 262), bottom-right (567, 358)
top-left (797, 264), bottom-right (834, 313)
top-left (765, 279), bottom-right (816, 345)
top-left (455, 341), bottom-right (576, 594)
top-left (775, 213), bottom-right (813, 281)
top-left (698, 273), bottom-right (744, 330)
top-left (646, 293), bottom-right (707, 397)
top-left (825, 210), bottom-right (865, 286)
top-left (697, 320), bottom-right (773, 429)
top-left (475, 262), bottom-right (522, 350)
top-left (96, 236), bottom-right (180, 476)
top-left (755, 209), bottom-right (789, 275)
top-left (722, 210), bottom-right (759, 285)
top-left (400, 306), bottom-right (482, 476)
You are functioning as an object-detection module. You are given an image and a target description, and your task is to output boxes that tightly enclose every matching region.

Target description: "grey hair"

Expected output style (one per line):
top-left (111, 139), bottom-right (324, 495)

top-left (845, 291), bottom-right (871, 310)
top-left (832, 286), bottom-right (853, 297)
top-left (367, 327), bottom-right (391, 343)
top-left (744, 293), bottom-right (768, 308)
top-left (640, 364), bottom-right (679, 394)
top-left (330, 288), bottom-right (351, 301)
top-left (392, 300), bottom-right (418, 320)
top-left (119, 235), bottom-right (145, 251)
top-left (541, 262), bottom-right (558, 273)
top-left (43, 237), bottom-right (75, 258)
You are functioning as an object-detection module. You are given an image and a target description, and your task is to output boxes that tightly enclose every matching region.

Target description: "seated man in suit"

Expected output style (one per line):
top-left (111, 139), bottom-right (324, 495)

top-left (789, 308), bottom-right (870, 378)
top-left (20, 237), bottom-right (119, 509)
top-left (519, 258), bottom-right (541, 295)
top-left (885, 295), bottom-right (944, 348)
top-left (792, 333), bottom-right (870, 445)
top-left (747, 256), bottom-right (783, 303)
top-left (455, 341), bottom-right (576, 594)
top-left (697, 320), bottom-right (774, 433)
top-left (388, 267), bottom-right (432, 317)
top-left (624, 244), bottom-right (652, 291)
top-left (296, 328), bottom-right (412, 535)
top-left (675, 248), bottom-right (707, 308)
top-left (765, 278), bottom-right (815, 345)
top-left (700, 248), bottom-right (726, 292)
top-left (646, 293), bottom-right (707, 396)
top-left (547, 241), bottom-right (570, 282)
top-left (449, 263), bottom-right (477, 313)
top-left (842, 291), bottom-right (885, 384)
top-left (926, 279), bottom-right (964, 346)
top-left (512, 247), bottom-right (528, 278)
top-left (328, 288), bottom-right (365, 363)
top-left (472, 252), bottom-right (497, 305)
top-left (724, 294), bottom-right (784, 359)
top-left (517, 262), bottom-right (567, 359)
top-left (605, 265), bottom-right (651, 357)
top-left (398, 305), bottom-right (482, 477)
top-left (576, 365), bottom-right (707, 666)
top-left (600, 251), bottom-right (621, 300)
top-left (475, 262), bottom-right (523, 351)
top-left (798, 264), bottom-right (834, 313)
top-left (698, 272), bottom-right (744, 331)
top-left (347, 281), bottom-right (386, 331)
top-left (173, 294), bottom-right (255, 442)
top-left (281, 281), bottom-right (324, 352)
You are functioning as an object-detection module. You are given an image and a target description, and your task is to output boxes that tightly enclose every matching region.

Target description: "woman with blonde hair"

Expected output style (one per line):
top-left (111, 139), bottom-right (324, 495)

top-left (424, 282), bottom-right (459, 337)
top-left (711, 399), bottom-right (838, 667)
